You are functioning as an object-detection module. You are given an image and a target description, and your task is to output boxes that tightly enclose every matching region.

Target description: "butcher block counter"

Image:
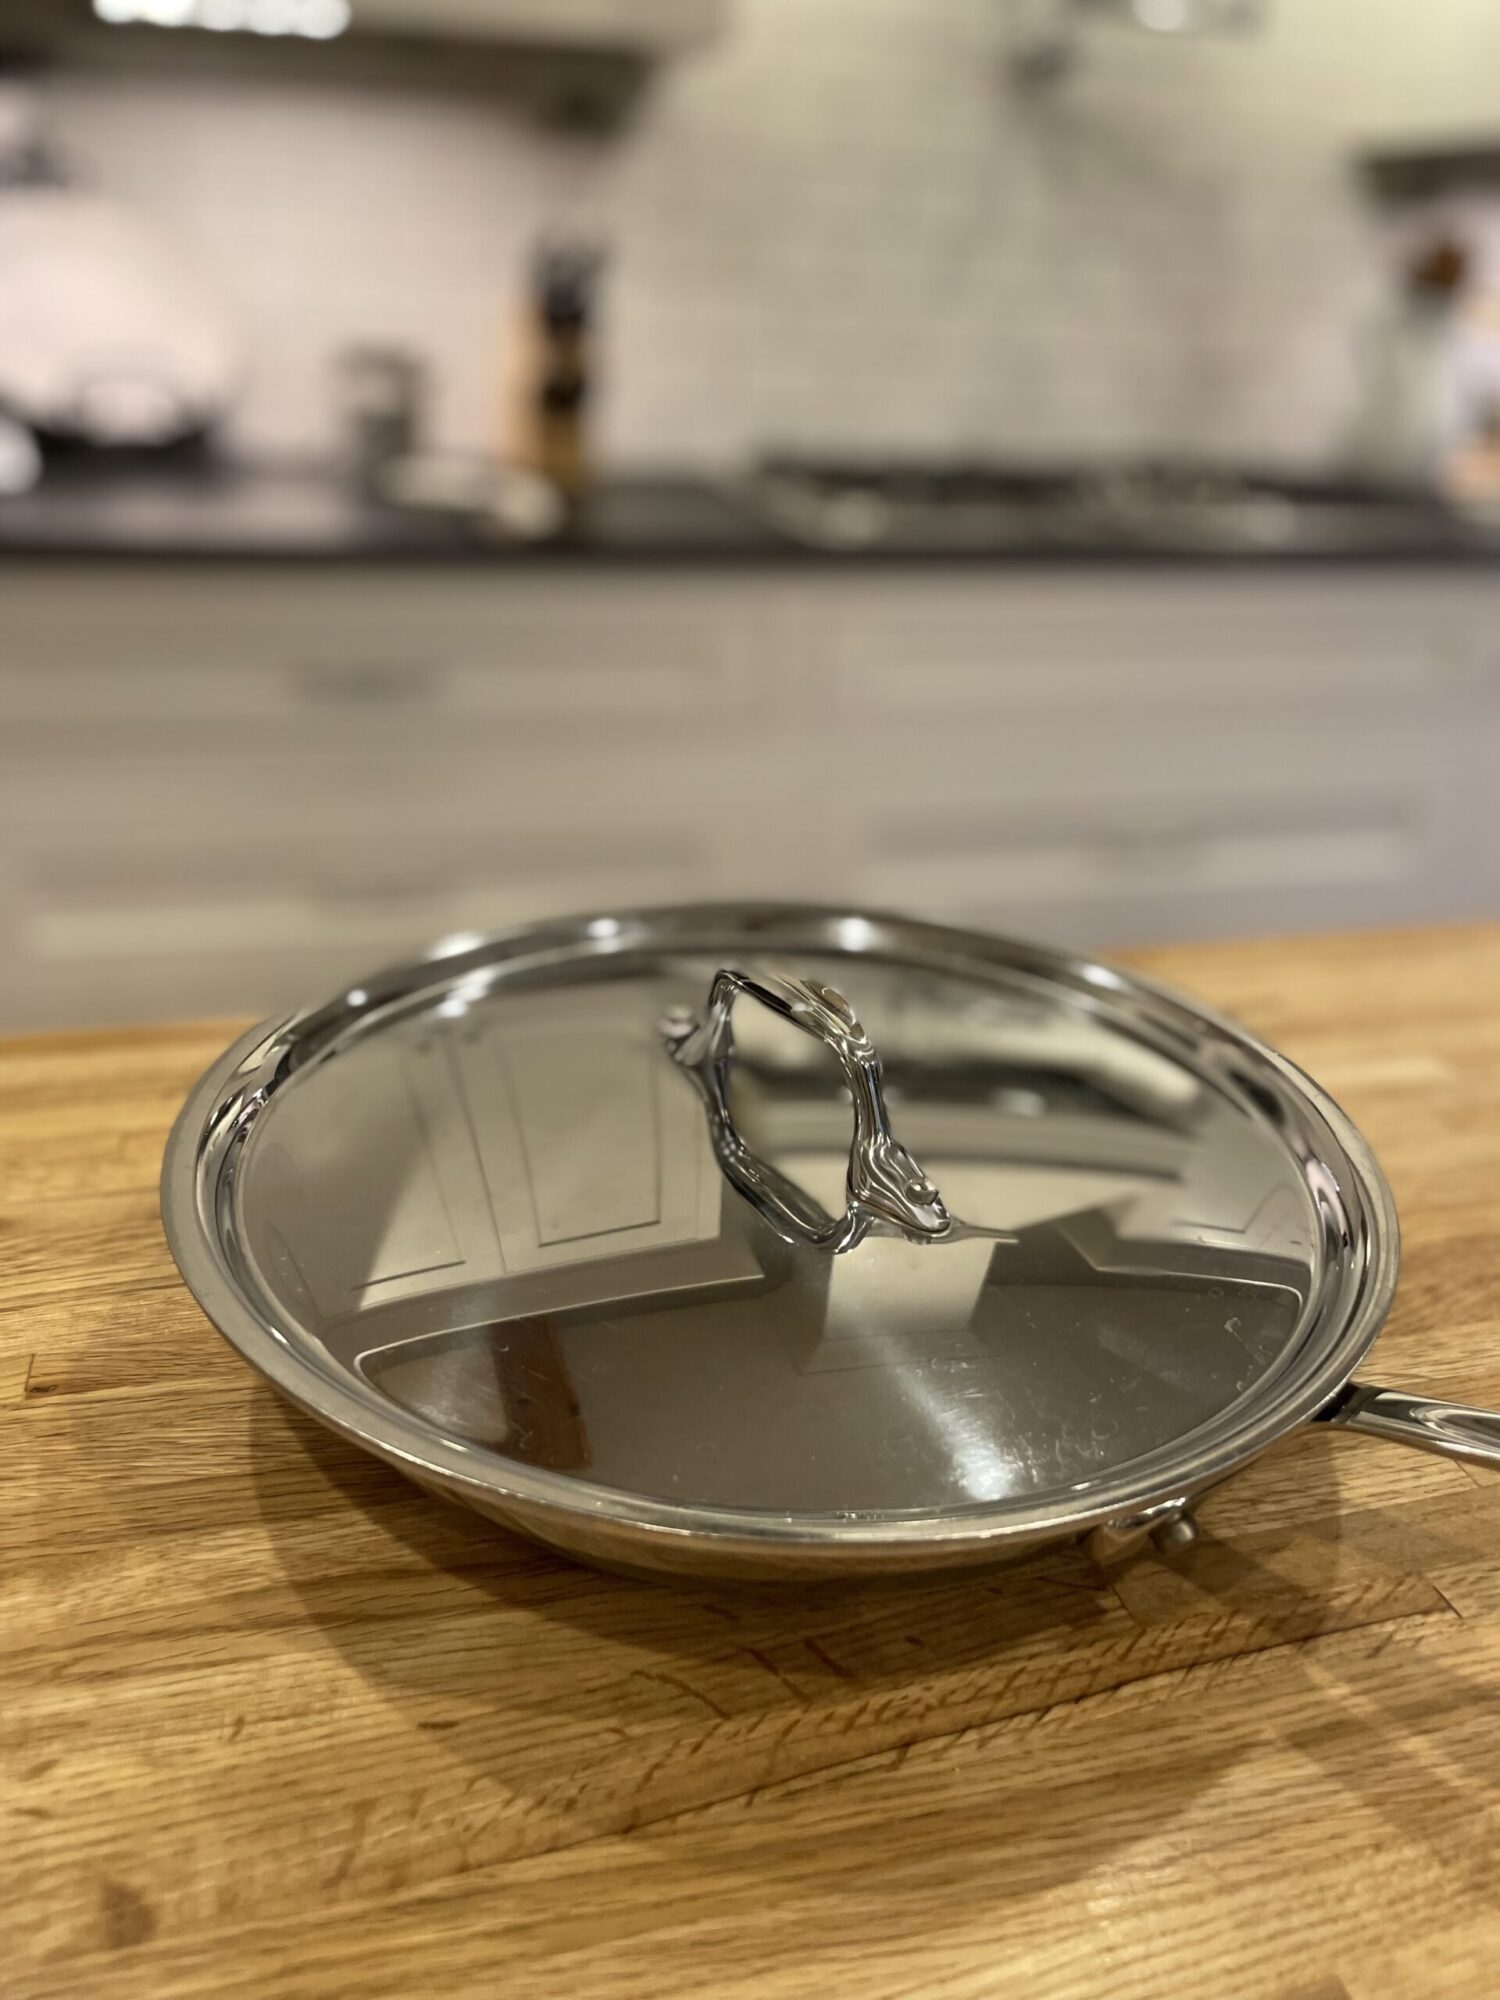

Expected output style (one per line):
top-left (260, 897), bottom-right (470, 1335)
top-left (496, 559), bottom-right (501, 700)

top-left (6, 924), bottom-right (1500, 2000)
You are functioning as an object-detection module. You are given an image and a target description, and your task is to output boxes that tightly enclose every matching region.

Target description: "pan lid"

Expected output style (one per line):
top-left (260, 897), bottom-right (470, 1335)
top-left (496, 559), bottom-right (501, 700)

top-left (162, 904), bottom-right (1398, 1559)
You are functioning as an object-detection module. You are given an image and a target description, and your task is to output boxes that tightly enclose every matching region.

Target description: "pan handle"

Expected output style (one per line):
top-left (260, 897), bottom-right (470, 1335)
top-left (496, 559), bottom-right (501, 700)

top-left (1318, 1382), bottom-right (1500, 1471)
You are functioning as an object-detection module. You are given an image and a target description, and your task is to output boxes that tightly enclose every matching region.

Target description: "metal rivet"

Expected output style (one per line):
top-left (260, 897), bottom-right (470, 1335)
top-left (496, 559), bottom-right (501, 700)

top-left (1151, 1511), bottom-right (1200, 1554)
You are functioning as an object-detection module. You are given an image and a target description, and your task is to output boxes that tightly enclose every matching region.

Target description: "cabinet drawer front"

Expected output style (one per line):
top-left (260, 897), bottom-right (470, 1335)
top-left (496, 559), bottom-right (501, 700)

top-left (3, 578), bottom-right (755, 742)
top-left (5, 818), bottom-right (704, 1028)
top-left (809, 686), bottom-right (1449, 809)
top-left (855, 782), bottom-right (1447, 947)
top-left (0, 644), bottom-right (745, 736)
top-left (830, 594), bottom-right (1455, 721)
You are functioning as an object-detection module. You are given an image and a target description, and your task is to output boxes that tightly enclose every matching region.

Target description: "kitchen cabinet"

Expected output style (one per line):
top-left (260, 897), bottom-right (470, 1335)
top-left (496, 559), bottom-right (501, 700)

top-left (1, 563), bottom-right (1494, 1029)
top-left (801, 573), bottom-right (1482, 946)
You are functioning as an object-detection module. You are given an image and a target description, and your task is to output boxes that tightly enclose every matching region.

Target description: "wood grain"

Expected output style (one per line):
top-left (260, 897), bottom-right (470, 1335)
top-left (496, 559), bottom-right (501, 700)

top-left (4, 930), bottom-right (1500, 2000)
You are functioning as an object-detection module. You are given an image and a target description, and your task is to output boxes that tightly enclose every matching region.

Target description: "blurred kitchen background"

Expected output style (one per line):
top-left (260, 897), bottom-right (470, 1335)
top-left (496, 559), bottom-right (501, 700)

top-left (5, 0), bottom-right (1500, 1029)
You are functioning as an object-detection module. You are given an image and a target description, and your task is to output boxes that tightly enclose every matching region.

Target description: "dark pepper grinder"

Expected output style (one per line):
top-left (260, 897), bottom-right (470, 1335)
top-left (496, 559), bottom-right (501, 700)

top-left (515, 237), bottom-right (604, 515)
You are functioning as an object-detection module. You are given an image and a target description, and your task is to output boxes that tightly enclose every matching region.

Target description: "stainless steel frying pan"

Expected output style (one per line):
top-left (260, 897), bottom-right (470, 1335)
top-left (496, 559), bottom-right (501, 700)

top-left (162, 904), bottom-right (1500, 1579)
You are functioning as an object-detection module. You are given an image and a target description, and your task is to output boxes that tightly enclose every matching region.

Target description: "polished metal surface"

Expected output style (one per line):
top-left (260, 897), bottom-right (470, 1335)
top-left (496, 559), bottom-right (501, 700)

top-left (1085, 1498), bottom-right (1199, 1566)
top-left (160, 902), bottom-right (1496, 1578)
top-left (1321, 1382), bottom-right (1500, 1469)
top-left (661, 965), bottom-right (1000, 1252)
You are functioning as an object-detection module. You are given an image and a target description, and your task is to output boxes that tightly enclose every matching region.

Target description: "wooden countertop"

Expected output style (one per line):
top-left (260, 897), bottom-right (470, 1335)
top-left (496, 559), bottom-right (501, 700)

top-left (6, 926), bottom-right (1500, 2000)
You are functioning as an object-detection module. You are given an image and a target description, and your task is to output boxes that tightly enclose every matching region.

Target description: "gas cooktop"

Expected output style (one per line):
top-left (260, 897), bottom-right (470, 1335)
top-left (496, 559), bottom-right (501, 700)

top-left (747, 456), bottom-right (1468, 556)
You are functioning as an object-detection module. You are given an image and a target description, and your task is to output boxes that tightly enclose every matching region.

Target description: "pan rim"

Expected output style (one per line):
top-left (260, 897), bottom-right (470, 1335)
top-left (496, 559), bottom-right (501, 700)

top-left (160, 901), bottom-right (1401, 1559)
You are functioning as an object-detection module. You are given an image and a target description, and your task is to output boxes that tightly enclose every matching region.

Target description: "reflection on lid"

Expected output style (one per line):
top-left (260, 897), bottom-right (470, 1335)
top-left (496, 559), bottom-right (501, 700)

top-left (234, 958), bottom-right (1317, 1516)
top-left (363, 1318), bottom-right (589, 1469)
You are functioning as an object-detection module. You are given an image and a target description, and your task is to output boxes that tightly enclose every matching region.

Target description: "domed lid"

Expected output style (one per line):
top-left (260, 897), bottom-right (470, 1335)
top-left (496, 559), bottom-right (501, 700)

top-left (162, 904), bottom-right (1397, 1565)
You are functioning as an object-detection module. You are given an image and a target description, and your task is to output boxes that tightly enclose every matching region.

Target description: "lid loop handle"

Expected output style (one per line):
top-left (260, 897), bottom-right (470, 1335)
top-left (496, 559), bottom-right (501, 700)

top-left (660, 967), bottom-right (954, 1254)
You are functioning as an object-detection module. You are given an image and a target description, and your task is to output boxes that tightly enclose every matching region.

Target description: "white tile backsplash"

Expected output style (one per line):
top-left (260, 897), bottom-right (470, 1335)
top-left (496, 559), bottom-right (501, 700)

top-left (34, 0), bottom-right (1500, 470)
